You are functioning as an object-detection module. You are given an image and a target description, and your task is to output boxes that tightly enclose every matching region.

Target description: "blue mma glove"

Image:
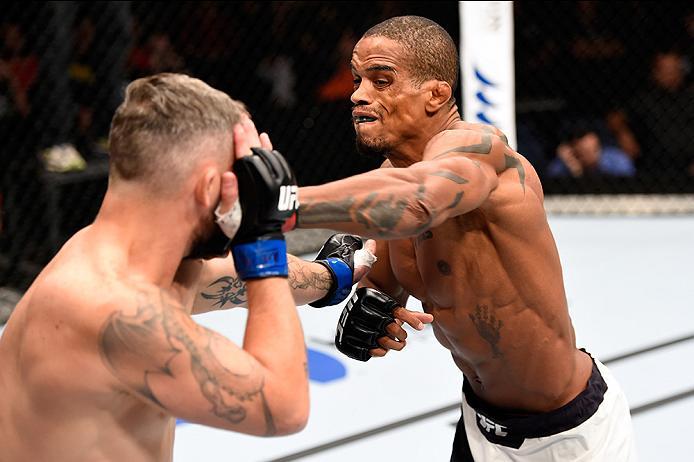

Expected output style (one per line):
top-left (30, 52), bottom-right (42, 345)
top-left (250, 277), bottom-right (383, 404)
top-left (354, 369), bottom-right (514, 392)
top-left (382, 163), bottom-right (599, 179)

top-left (309, 234), bottom-right (364, 308)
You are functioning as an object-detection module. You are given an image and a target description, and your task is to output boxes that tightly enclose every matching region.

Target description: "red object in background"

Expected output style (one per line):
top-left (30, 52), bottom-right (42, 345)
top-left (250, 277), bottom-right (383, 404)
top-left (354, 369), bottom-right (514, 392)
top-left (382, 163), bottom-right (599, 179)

top-left (7, 56), bottom-right (38, 93)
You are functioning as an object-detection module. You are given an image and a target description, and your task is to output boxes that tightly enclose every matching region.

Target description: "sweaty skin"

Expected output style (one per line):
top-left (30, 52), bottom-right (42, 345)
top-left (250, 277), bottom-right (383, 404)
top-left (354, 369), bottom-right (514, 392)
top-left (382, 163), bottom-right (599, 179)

top-left (393, 122), bottom-right (588, 412)
top-left (298, 36), bottom-right (592, 413)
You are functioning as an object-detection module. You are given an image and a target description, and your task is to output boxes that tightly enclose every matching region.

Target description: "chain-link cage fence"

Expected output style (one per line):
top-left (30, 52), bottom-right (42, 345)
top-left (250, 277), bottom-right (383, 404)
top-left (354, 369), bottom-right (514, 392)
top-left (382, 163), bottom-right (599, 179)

top-left (0, 1), bottom-right (692, 291)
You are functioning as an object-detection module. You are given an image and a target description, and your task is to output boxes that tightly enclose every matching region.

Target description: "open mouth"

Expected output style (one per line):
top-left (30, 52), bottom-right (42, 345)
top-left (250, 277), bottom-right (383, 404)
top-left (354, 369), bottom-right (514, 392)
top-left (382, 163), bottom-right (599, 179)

top-left (353, 115), bottom-right (378, 124)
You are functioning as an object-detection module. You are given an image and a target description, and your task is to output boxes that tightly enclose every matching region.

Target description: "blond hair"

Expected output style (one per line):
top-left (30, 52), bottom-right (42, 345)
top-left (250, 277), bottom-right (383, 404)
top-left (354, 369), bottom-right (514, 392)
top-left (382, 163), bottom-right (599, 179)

top-left (108, 73), bottom-right (246, 191)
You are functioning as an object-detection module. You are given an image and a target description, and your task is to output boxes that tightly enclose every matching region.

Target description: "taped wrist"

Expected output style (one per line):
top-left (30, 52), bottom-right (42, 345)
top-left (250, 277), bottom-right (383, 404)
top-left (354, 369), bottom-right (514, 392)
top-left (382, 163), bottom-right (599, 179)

top-left (335, 287), bottom-right (398, 362)
top-left (232, 236), bottom-right (288, 280)
top-left (309, 258), bottom-right (353, 308)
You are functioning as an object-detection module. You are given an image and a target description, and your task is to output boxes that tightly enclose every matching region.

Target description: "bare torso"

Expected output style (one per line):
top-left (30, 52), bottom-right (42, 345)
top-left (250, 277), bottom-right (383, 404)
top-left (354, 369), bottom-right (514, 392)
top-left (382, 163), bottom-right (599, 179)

top-left (0, 228), bottom-right (199, 462)
top-left (387, 122), bottom-right (592, 412)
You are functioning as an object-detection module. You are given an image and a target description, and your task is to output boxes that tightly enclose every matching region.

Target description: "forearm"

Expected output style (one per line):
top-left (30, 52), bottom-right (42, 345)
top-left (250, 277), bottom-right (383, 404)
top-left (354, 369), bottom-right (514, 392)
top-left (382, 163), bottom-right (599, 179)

top-left (194, 254), bottom-right (333, 313)
top-left (298, 169), bottom-right (430, 239)
top-left (287, 254), bottom-right (333, 305)
top-left (243, 277), bottom-right (309, 431)
top-left (298, 159), bottom-right (495, 239)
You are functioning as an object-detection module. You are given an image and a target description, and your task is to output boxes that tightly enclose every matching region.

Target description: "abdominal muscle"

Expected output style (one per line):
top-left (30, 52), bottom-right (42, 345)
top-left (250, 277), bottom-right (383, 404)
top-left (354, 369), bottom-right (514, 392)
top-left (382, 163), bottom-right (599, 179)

top-left (389, 214), bottom-right (592, 413)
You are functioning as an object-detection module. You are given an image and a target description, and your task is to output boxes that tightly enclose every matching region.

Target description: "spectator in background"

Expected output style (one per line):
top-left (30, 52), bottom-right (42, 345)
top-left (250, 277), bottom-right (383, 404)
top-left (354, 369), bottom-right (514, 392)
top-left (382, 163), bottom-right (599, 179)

top-left (0, 22), bottom-right (41, 284)
top-left (0, 22), bottom-right (38, 157)
top-left (0, 23), bottom-right (38, 122)
top-left (547, 122), bottom-right (635, 178)
top-left (608, 50), bottom-right (694, 176)
top-left (316, 30), bottom-right (358, 103)
top-left (30, 2), bottom-right (131, 166)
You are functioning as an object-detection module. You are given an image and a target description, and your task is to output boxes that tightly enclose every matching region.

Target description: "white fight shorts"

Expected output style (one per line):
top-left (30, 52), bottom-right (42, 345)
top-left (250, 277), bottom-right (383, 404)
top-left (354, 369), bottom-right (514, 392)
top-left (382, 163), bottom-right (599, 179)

top-left (451, 352), bottom-right (637, 461)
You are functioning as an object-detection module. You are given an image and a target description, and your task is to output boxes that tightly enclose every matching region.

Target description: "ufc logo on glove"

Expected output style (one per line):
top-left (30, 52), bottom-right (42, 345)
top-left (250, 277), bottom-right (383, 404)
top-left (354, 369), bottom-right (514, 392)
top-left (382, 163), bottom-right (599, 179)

top-left (277, 185), bottom-right (299, 211)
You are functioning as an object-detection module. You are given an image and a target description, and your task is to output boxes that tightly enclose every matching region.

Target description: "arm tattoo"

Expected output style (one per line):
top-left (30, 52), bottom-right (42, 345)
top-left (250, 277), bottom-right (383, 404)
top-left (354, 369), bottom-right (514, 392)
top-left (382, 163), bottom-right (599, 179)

top-left (433, 133), bottom-right (493, 159)
top-left (298, 197), bottom-right (356, 226)
top-left (302, 186), bottom-right (432, 237)
top-left (201, 276), bottom-right (247, 309)
top-left (504, 151), bottom-right (526, 191)
top-left (468, 304), bottom-right (504, 358)
top-left (480, 125), bottom-right (509, 146)
top-left (99, 290), bottom-right (276, 435)
top-left (446, 192), bottom-right (464, 210)
top-left (357, 192), bottom-right (409, 235)
top-left (288, 261), bottom-right (332, 292)
top-left (429, 170), bottom-right (469, 184)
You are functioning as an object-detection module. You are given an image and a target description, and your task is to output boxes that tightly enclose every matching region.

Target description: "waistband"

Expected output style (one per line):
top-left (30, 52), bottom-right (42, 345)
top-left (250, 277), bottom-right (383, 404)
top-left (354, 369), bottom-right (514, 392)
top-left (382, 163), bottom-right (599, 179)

top-left (463, 352), bottom-right (607, 441)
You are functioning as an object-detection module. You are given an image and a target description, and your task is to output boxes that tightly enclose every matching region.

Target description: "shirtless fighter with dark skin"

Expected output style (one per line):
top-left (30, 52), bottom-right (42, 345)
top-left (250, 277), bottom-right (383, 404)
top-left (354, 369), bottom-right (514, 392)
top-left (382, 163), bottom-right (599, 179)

top-left (293, 15), bottom-right (596, 419)
top-left (291, 18), bottom-right (640, 461)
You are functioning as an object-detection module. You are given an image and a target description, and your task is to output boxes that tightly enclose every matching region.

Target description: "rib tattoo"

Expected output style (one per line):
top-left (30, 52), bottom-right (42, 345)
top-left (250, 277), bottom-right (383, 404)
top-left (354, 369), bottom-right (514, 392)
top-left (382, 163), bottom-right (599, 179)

top-left (469, 304), bottom-right (504, 358)
top-left (99, 290), bottom-right (276, 434)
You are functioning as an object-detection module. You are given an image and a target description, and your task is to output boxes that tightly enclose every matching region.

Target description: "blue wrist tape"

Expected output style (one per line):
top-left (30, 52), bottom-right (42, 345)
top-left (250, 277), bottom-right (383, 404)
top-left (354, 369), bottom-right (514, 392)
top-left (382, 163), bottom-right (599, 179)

top-left (232, 239), bottom-right (288, 280)
top-left (311, 257), bottom-right (353, 307)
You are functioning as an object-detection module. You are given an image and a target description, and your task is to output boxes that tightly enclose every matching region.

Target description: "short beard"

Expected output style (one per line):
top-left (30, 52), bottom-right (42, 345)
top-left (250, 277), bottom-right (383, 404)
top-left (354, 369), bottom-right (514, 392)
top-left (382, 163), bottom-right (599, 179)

top-left (355, 135), bottom-right (390, 160)
top-left (186, 213), bottom-right (228, 260)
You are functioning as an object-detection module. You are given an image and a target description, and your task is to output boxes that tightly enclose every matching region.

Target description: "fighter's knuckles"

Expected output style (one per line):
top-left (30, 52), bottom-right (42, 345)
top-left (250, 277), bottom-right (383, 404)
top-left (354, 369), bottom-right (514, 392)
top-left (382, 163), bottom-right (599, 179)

top-left (385, 322), bottom-right (407, 340)
top-left (369, 348), bottom-right (387, 357)
top-left (378, 337), bottom-right (405, 351)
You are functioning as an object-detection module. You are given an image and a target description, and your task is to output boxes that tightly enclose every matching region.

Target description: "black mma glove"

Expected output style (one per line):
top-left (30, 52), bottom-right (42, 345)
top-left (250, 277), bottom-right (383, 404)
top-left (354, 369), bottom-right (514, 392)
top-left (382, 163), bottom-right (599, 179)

top-left (310, 234), bottom-right (364, 308)
top-left (231, 147), bottom-right (299, 280)
top-left (335, 287), bottom-right (399, 361)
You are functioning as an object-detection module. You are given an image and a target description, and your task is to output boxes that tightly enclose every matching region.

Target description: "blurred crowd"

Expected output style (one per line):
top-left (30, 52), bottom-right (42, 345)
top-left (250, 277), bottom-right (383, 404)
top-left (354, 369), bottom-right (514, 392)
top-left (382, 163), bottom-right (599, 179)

top-left (515, 1), bottom-right (693, 181)
top-left (0, 1), bottom-right (692, 288)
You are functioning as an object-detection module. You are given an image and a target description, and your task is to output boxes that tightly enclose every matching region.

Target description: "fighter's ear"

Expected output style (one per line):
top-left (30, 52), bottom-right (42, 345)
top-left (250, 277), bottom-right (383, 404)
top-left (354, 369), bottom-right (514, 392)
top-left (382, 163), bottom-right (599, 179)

top-left (425, 80), bottom-right (453, 113)
top-left (194, 166), bottom-right (221, 209)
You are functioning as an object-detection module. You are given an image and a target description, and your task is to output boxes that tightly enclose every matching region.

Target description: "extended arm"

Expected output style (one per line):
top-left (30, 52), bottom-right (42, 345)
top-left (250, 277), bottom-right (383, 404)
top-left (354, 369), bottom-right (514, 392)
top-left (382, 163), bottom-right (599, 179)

top-left (297, 131), bottom-right (516, 239)
top-left (192, 236), bottom-right (377, 314)
top-left (192, 254), bottom-right (333, 313)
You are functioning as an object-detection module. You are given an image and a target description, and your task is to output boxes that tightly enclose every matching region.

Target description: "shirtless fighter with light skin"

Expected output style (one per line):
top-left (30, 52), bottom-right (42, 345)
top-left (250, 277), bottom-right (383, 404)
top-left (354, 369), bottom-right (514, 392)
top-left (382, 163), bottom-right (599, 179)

top-left (295, 16), bottom-right (636, 460)
top-left (0, 74), bottom-right (392, 461)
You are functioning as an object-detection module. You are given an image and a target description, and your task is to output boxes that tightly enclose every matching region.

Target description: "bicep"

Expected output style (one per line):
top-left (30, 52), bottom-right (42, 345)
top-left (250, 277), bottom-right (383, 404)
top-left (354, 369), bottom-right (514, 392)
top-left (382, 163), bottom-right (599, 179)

top-left (410, 155), bottom-right (499, 225)
top-left (98, 291), bottom-right (276, 435)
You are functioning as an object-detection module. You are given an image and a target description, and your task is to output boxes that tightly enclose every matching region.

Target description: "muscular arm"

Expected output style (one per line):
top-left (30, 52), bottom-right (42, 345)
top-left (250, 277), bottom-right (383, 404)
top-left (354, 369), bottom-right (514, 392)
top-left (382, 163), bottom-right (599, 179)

top-left (98, 278), bottom-right (308, 436)
top-left (192, 254), bottom-right (333, 313)
top-left (298, 131), bottom-right (521, 239)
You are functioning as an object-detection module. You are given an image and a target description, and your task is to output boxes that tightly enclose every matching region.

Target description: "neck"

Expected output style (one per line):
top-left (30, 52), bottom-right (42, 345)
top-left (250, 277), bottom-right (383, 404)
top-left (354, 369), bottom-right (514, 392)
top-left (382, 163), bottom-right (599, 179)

top-left (91, 185), bottom-right (194, 287)
top-left (387, 104), bottom-right (462, 167)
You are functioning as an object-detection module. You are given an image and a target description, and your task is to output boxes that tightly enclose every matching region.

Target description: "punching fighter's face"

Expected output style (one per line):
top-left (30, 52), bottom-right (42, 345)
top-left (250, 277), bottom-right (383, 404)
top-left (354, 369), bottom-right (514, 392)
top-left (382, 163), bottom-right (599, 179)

top-left (350, 36), bottom-right (430, 158)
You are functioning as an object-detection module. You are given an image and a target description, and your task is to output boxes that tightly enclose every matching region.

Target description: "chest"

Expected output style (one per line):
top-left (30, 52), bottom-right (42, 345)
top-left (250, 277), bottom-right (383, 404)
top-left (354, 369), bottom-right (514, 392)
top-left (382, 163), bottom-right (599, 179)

top-left (388, 213), bottom-right (513, 308)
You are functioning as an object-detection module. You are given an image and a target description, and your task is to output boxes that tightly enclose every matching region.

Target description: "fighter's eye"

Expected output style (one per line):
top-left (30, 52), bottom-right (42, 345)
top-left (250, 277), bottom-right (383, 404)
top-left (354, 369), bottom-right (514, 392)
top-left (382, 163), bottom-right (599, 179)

top-left (374, 79), bottom-right (388, 87)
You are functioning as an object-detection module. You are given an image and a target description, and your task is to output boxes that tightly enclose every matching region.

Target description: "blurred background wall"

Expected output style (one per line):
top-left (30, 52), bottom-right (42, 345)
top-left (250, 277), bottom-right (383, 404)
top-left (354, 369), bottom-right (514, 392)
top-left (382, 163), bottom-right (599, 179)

top-left (0, 1), bottom-right (692, 294)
